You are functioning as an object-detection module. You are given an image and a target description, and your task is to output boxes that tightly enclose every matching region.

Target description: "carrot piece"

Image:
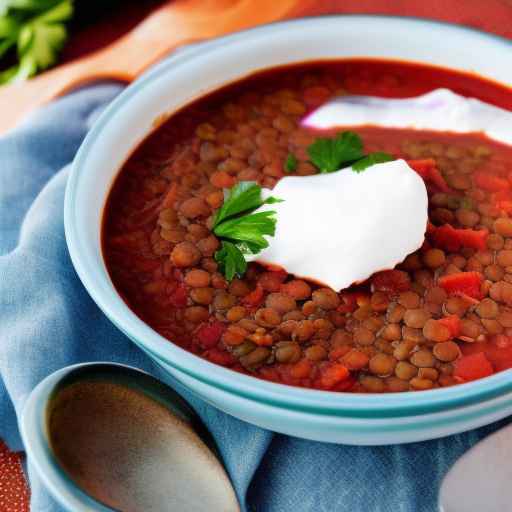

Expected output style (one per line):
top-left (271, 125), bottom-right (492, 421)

top-left (453, 352), bottom-right (494, 381)
top-left (371, 269), bottom-right (411, 293)
top-left (473, 172), bottom-right (510, 192)
top-left (438, 271), bottom-right (483, 299)
top-left (438, 315), bottom-right (461, 337)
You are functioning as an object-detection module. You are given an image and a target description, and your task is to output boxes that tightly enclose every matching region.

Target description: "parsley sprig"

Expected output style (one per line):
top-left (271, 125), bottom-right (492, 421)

top-left (284, 153), bottom-right (298, 173)
top-left (213, 182), bottom-right (282, 280)
top-left (307, 131), bottom-right (393, 173)
top-left (0, 0), bottom-right (72, 84)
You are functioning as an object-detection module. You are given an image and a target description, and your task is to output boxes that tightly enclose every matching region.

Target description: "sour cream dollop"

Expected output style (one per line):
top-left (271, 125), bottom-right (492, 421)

top-left (302, 88), bottom-right (512, 146)
top-left (249, 159), bottom-right (428, 291)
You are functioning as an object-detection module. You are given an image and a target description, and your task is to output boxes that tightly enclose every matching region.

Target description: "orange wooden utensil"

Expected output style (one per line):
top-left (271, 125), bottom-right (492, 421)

top-left (0, 0), bottom-right (311, 135)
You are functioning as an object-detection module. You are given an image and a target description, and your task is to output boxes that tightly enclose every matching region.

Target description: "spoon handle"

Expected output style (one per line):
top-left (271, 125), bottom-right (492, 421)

top-left (0, 0), bottom-right (308, 135)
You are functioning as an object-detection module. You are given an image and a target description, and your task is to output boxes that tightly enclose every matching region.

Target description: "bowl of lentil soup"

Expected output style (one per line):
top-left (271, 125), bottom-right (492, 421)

top-left (65, 16), bottom-right (512, 444)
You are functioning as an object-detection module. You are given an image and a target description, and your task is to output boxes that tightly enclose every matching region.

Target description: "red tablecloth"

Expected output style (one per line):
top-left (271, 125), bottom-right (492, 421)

top-left (2, 1), bottom-right (512, 510)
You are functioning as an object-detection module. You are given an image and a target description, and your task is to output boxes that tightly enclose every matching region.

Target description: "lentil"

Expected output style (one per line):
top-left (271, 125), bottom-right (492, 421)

top-left (433, 341), bottom-right (460, 362)
top-left (423, 319), bottom-right (451, 342)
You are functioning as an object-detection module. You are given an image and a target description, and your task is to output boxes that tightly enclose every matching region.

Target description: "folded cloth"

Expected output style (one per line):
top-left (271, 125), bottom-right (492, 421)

top-left (0, 83), bottom-right (510, 512)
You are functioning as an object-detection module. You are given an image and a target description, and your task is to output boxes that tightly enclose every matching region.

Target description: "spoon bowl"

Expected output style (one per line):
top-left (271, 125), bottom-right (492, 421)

top-left (439, 423), bottom-right (512, 512)
top-left (21, 362), bottom-right (239, 512)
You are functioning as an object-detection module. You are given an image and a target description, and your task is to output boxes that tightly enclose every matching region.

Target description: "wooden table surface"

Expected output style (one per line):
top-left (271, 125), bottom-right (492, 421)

top-left (1, 1), bottom-right (512, 510)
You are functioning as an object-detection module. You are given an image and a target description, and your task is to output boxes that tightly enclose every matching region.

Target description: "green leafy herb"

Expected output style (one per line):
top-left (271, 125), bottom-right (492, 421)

top-left (214, 181), bottom-right (281, 226)
top-left (307, 130), bottom-right (395, 174)
top-left (285, 153), bottom-right (298, 173)
top-left (352, 151), bottom-right (394, 172)
top-left (307, 131), bottom-right (364, 173)
top-left (214, 210), bottom-right (277, 251)
top-left (213, 181), bottom-right (281, 280)
top-left (0, 0), bottom-right (72, 85)
top-left (214, 241), bottom-right (247, 282)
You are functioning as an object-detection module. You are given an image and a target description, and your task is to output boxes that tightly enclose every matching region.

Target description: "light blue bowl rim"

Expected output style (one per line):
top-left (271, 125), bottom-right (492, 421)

top-left (65, 14), bottom-right (512, 419)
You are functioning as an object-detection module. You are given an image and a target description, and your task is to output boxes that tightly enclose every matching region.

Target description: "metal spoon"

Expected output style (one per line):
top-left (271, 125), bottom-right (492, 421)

top-left (21, 362), bottom-right (240, 512)
top-left (439, 424), bottom-right (512, 512)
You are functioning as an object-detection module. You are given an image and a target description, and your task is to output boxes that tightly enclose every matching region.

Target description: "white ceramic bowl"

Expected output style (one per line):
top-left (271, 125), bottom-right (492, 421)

top-left (65, 15), bottom-right (512, 445)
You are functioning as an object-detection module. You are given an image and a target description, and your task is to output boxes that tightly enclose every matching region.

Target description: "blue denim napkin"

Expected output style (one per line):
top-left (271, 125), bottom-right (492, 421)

top-left (0, 83), bottom-right (510, 512)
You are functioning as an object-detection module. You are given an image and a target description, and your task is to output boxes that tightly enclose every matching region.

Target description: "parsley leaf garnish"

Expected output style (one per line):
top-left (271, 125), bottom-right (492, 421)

top-left (213, 181), bottom-right (281, 280)
top-left (352, 151), bottom-right (394, 172)
top-left (307, 131), bottom-right (364, 173)
top-left (307, 130), bottom-right (394, 174)
top-left (0, 0), bottom-right (72, 85)
top-left (214, 210), bottom-right (277, 250)
top-left (214, 241), bottom-right (247, 282)
top-left (285, 153), bottom-right (298, 173)
top-left (214, 181), bottom-right (281, 226)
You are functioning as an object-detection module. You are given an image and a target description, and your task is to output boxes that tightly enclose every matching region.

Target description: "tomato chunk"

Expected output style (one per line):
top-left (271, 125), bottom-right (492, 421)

top-left (336, 294), bottom-right (356, 313)
top-left (407, 158), bottom-right (451, 192)
top-left (196, 321), bottom-right (226, 349)
top-left (371, 270), bottom-right (411, 293)
top-left (463, 336), bottom-right (512, 372)
top-left (169, 284), bottom-right (188, 308)
top-left (429, 223), bottom-right (488, 252)
top-left (318, 363), bottom-right (350, 389)
top-left (491, 190), bottom-right (512, 214)
top-left (438, 271), bottom-right (483, 299)
top-left (438, 315), bottom-right (461, 337)
top-left (242, 284), bottom-right (264, 307)
top-left (454, 352), bottom-right (494, 382)
top-left (203, 348), bottom-right (235, 366)
top-left (473, 172), bottom-right (510, 192)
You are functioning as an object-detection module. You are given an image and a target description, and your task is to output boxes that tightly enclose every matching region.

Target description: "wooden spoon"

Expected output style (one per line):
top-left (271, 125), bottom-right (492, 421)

top-left (0, 0), bottom-right (311, 135)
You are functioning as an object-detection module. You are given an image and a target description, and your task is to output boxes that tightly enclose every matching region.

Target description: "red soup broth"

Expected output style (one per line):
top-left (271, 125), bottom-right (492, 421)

top-left (102, 60), bottom-right (512, 393)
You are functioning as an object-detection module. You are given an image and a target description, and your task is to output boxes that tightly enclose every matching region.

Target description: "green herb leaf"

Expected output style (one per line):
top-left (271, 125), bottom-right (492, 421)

top-left (213, 181), bottom-right (282, 280)
top-left (214, 211), bottom-right (277, 250)
top-left (214, 241), bottom-right (247, 281)
top-left (285, 153), bottom-right (298, 173)
top-left (352, 152), bottom-right (394, 172)
top-left (0, 0), bottom-right (62, 15)
top-left (0, 0), bottom-right (72, 85)
top-left (307, 131), bottom-right (364, 173)
top-left (213, 181), bottom-right (280, 226)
